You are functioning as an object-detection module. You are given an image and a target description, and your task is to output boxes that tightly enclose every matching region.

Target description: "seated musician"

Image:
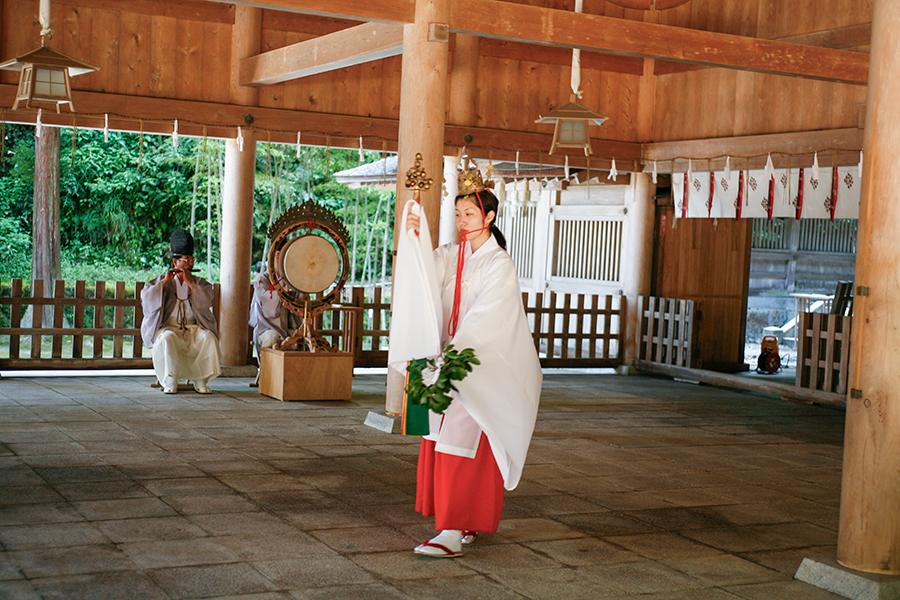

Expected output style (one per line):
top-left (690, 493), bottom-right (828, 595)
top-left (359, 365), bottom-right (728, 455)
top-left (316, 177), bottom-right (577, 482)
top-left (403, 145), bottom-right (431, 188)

top-left (140, 229), bottom-right (221, 394)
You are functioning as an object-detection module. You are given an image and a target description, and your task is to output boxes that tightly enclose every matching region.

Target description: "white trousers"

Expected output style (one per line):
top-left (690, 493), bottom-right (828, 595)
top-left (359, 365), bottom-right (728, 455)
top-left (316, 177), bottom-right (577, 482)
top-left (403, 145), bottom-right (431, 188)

top-left (258, 329), bottom-right (284, 349)
top-left (152, 323), bottom-right (222, 389)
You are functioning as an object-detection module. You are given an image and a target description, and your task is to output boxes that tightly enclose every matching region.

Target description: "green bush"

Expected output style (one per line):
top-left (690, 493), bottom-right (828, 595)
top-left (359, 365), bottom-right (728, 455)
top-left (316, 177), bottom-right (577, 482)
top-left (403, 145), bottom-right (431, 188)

top-left (0, 217), bottom-right (32, 279)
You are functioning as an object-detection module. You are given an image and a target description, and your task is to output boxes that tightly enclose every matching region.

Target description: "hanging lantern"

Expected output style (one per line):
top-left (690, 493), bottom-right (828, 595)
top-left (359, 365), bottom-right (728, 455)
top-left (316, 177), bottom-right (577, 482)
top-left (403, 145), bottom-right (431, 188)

top-left (535, 94), bottom-right (608, 156)
top-left (1, 0), bottom-right (98, 113)
top-left (0, 46), bottom-right (98, 113)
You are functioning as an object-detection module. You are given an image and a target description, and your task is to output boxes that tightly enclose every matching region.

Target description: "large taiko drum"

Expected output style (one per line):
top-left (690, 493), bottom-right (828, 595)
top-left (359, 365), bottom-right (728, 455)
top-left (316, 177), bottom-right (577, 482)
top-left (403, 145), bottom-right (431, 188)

top-left (266, 201), bottom-right (351, 317)
top-left (281, 234), bottom-right (341, 294)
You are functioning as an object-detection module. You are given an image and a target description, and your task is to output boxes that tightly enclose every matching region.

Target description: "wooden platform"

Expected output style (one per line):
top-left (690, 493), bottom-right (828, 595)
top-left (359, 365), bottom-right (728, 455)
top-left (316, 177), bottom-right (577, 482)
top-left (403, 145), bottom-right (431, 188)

top-left (258, 348), bottom-right (354, 401)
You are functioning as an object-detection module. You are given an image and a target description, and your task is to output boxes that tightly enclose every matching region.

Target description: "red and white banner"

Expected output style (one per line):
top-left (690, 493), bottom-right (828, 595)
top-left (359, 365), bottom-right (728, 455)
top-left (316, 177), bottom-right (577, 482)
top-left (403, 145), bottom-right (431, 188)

top-left (673, 167), bottom-right (860, 219)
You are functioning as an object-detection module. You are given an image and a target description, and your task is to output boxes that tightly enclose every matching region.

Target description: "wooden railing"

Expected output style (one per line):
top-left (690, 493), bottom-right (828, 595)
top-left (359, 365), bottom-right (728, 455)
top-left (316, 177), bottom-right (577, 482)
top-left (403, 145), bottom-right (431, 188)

top-left (1, 279), bottom-right (157, 369)
top-left (796, 311), bottom-right (852, 395)
top-left (635, 295), bottom-right (696, 368)
top-left (0, 280), bottom-right (623, 370)
top-left (524, 292), bottom-right (623, 367)
top-left (347, 286), bottom-right (390, 367)
top-left (0, 280), bottom-right (390, 370)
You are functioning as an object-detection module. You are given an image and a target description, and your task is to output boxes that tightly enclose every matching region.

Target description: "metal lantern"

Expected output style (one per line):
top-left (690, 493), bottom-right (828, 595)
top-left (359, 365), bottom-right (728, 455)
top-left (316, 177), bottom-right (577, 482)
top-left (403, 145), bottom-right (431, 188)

top-left (0, 46), bottom-right (98, 113)
top-left (535, 95), bottom-right (608, 156)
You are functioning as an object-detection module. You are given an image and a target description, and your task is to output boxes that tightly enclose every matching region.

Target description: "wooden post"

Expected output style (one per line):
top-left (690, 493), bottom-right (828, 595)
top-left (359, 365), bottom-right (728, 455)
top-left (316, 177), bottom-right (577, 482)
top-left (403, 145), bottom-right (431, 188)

top-left (441, 33), bottom-right (478, 243)
top-left (33, 126), bottom-right (61, 326)
top-left (837, 0), bottom-right (900, 575)
top-left (220, 136), bottom-right (256, 365)
top-left (622, 172), bottom-right (655, 365)
top-left (447, 34), bottom-right (478, 127)
top-left (219, 5), bottom-right (261, 366)
top-left (387, 0), bottom-right (451, 415)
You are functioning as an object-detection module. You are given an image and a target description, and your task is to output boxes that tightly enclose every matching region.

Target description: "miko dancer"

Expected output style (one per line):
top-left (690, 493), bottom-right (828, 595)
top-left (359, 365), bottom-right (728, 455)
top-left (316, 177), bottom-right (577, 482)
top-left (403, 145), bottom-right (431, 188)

top-left (403, 162), bottom-right (542, 557)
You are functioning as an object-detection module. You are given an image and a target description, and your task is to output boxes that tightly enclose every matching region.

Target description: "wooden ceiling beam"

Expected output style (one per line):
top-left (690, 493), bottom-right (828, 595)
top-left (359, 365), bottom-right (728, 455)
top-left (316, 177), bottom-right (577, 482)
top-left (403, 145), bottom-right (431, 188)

top-left (240, 22), bottom-right (404, 86)
top-left (449, 0), bottom-right (868, 84)
top-left (55, 0), bottom-right (236, 23)
top-left (642, 128), bottom-right (865, 171)
top-left (0, 84), bottom-right (640, 170)
top-left (203, 0), bottom-right (414, 24)
top-left (478, 39), bottom-right (644, 76)
top-left (655, 23), bottom-right (872, 77)
top-left (212, 0), bottom-right (866, 84)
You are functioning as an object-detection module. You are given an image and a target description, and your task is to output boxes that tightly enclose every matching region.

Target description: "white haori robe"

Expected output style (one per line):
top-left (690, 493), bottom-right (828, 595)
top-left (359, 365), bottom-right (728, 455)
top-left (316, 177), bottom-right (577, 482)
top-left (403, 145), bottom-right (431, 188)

top-left (250, 271), bottom-right (297, 348)
top-left (141, 275), bottom-right (221, 387)
top-left (389, 201), bottom-right (542, 491)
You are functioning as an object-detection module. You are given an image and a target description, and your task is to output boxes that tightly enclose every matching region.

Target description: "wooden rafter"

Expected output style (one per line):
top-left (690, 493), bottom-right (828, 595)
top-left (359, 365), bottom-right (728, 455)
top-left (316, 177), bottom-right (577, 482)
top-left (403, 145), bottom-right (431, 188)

top-left (642, 128), bottom-right (865, 170)
top-left (203, 0), bottom-right (414, 24)
top-left (240, 22), bottom-right (404, 86)
top-left (655, 23), bottom-right (872, 76)
top-left (0, 84), bottom-right (640, 169)
top-left (220, 0), bottom-right (867, 85)
top-left (448, 0), bottom-right (868, 85)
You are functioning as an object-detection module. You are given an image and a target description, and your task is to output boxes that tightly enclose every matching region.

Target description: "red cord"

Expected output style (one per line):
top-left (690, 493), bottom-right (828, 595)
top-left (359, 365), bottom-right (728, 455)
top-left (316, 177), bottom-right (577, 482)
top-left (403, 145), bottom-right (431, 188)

top-left (447, 191), bottom-right (489, 338)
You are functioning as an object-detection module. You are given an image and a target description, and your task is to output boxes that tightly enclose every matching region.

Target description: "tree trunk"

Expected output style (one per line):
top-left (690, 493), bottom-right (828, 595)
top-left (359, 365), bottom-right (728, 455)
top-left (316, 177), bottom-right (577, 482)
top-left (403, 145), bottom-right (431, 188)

top-left (33, 126), bottom-right (61, 325)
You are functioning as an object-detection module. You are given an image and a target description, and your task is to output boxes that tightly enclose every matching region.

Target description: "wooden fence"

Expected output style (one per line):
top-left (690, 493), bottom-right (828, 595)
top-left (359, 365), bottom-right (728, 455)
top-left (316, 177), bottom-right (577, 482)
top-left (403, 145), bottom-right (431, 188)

top-left (635, 295), bottom-right (696, 368)
top-left (0, 280), bottom-right (391, 370)
top-left (0, 280), bottom-right (623, 370)
top-left (796, 311), bottom-right (852, 395)
top-left (524, 292), bottom-right (624, 367)
top-left (347, 286), bottom-right (390, 367)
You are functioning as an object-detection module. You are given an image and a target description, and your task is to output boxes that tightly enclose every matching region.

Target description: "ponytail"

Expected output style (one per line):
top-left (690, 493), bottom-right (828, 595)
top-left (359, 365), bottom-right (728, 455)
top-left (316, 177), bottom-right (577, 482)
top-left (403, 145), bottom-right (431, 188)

top-left (490, 223), bottom-right (507, 251)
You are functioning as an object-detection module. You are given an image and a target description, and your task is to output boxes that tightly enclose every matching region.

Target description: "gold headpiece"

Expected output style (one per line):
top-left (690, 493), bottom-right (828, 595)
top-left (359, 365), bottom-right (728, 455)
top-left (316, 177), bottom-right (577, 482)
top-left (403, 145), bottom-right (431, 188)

top-left (457, 155), bottom-right (494, 196)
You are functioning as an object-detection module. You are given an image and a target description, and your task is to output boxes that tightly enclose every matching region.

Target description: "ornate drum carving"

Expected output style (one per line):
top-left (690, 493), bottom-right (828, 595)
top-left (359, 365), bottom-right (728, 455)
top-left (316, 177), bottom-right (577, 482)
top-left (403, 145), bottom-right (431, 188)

top-left (266, 201), bottom-right (351, 352)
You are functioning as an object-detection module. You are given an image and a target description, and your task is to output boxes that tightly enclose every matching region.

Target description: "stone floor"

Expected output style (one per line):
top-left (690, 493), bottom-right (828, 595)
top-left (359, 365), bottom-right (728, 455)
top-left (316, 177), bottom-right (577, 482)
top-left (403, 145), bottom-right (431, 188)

top-left (0, 371), bottom-right (848, 600)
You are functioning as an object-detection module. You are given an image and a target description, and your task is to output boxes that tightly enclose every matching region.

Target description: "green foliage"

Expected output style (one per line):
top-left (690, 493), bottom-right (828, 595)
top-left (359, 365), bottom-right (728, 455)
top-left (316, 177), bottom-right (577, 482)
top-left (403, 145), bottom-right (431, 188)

top-left (0, 217), bottom-right (31, 279)
top-left (60, 243), bottom-right (158, 285)
top-left (59, 129), bottom-right (199, 268)
top-left (405, 345), bottom-right (481, 414)
top-left (0, 123), bottom-right (395, 287)
top-left (253, 145), bottom-right (395, 285)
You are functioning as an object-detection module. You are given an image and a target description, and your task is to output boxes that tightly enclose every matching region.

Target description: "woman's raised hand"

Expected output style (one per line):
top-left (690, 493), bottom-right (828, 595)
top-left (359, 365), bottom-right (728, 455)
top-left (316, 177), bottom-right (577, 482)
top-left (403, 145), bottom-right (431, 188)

top-left (406, 204), bottom-right (421, 234)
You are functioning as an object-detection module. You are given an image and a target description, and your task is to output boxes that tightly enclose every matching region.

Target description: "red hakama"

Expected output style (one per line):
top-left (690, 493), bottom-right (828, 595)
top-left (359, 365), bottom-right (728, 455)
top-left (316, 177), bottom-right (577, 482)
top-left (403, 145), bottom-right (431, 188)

top-left (416, 433), bottom-right (505, 532)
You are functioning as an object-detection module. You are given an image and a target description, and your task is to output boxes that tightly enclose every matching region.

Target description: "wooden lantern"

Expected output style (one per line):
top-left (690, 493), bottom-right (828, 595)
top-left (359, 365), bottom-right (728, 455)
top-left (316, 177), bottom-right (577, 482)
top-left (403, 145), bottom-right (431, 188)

top-left (535, 95), bottom-right (608, 156)
top-left (0, 46), bottom-right (98, 113)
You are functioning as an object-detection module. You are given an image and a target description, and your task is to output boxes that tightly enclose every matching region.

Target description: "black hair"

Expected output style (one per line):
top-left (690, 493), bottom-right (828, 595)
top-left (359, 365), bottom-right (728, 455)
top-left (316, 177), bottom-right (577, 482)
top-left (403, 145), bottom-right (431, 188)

top-left (455, 189), bottom-right (507, 251)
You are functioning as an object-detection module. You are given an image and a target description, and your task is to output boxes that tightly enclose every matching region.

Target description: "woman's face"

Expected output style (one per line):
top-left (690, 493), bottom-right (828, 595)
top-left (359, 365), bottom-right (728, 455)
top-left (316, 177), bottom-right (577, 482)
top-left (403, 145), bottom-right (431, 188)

top-left (455, 196), bottom-right (495, 242)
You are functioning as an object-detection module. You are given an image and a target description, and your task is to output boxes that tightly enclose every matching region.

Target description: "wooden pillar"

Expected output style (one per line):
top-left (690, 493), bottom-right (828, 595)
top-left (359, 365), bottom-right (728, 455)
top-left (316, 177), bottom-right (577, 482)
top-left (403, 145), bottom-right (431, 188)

top-left (219, 5), bottom-right (260, 366)
top-left (447, 34), bottom-right (478, 127)
top-left (386, 0), bottom-right (451, 415)
top-left (220, 136), bottom-right (256, 365)
top-left (837, 0), bottom-right (900, 575)
top-left (33, 126), bottom-right (61, 324)
top-left (441, 33), bottom-right (479, 243)
top-left (622, 172), bottom-right (655, 365)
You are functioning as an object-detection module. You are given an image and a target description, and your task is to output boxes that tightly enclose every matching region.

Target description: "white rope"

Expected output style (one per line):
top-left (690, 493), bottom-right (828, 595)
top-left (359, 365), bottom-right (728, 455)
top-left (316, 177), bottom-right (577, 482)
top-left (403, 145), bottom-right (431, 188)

top-left (39, 0), bottom-right (54, 43)
top-left (570, 0), bottom-right (583, 99)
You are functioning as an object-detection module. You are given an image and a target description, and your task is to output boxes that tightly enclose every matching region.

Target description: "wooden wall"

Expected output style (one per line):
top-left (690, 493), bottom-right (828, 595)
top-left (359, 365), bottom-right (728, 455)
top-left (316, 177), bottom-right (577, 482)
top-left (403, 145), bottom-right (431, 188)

top-left (654, 69), bottom-right (868, 141)
top-left (652, 204), bottom-right (753, 371)
top-left (651, 0), bottom-right (871, 141)
top-left (1, 0), bottom-right (236, 103)
top-left (0, 0), bottom-right (873, 146)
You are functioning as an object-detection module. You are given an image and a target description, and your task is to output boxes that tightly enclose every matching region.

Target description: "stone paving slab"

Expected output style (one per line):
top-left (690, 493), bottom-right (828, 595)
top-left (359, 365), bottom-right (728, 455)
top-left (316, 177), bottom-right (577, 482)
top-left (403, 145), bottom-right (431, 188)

top-left (0, 372), bottom-right (850, 599)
